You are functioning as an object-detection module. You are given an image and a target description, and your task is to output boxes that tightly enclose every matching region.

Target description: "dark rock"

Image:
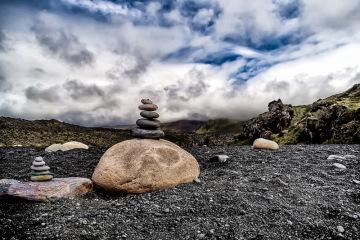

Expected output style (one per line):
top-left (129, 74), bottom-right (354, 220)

top-left (131, 127), bottom-right (165, 139)
top-left (141, 99), bottom-right (153, 104)
top-left (140, 111), bottom-right (159, 119)
top-left (138, 104), bottom-right (158, 111)
top-left (136, 118), bottom-right (161, 129)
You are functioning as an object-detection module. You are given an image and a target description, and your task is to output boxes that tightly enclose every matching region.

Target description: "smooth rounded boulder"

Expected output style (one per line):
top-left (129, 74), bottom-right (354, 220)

top-left (252, 138), bottom-right (279, 150)
top-left (45, 144), bottom-right (69, 152)
top-left (92, 139), bottom-right (200, 193)
top-left (62, 141), bottom-right (89, 150)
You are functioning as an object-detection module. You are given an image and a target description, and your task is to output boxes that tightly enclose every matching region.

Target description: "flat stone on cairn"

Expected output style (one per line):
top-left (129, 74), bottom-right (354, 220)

top-left (132, 99), bottom-right (165, 139)
top-left (30, 157), bottom-right (53, 182)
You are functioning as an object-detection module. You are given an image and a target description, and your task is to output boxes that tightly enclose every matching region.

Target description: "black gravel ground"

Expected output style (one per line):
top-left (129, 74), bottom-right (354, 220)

top-left (0, 145), bottom-right (359, 240)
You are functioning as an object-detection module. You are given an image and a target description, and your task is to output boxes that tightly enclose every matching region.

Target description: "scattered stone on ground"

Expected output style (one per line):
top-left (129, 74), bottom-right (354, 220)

top-left (252, 138), bottom-right (279, 150)
top-left (327, 155), bottom-right (347, 160)
top-left (337, 225), bottom-right (345, 233)
top-left (131, 99), bottom-right (165, 139)
top-left (210, 154), bottom-right (230, 163)
top-left (45, 143), bottom-right (69, 152)
top-left (0, 145), bottom-right (359, 239)
top-left (332, 163), bottom-right (347, 169)
top-left (62, 141), bottom-right (89, 150)
top-left (30, 157), bottom-right (53, 182)
top-left (353, 179), bottom-right (360, 184)
top-left (92, 139), bottom-right (200, 193)
top-left (4, 177), bottom-right (92, 202)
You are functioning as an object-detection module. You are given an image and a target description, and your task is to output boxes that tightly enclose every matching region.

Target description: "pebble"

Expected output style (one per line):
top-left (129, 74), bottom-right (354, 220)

top-left (141, 99), bottom-right (152, 104)
top-left (138, 104), bottom-right (158, 111)
top-left (211, 154), bottom-right (229, 163)
top-left (136, 118), bottom-right (161, 129)
top-left (353, 179), bottom-right (360, 184)
top-left (332, 163), bottom-right (346, 169)
top-left (327, 155), bottom-right (346, 160)
top-left (194, 177), bottom-right (201, 184)
top-left (337, 225), bottom-right (345, 233)
top-left (131, 128), bottom-right (165, 139)
top-left (140, 111), bottom-right (159, 119)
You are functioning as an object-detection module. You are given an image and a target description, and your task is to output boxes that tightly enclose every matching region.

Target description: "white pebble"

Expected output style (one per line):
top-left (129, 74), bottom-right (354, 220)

top-left (332, 163), bottom-right (346, 169)
top-left (337, 225), bottom-right (345, 233)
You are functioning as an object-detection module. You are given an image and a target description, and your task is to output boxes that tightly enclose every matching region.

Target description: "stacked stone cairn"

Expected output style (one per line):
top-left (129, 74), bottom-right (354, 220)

top-left (131, 99), bottom-right (165, 139)
top-left (30, 157), bottom-right (53, 182)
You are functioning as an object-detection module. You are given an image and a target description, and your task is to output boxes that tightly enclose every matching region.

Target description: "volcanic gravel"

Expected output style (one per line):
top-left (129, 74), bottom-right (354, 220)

top-left (0, 145), bottom-right (359, 240)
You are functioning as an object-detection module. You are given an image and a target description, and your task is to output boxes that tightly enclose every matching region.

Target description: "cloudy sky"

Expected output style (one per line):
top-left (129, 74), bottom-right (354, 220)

top-left (0, 0), bottom-right (360, 126)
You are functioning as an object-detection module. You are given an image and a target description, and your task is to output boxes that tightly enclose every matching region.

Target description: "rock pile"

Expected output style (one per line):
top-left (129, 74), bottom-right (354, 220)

top-left (131, 99), bottom-right (165, 139)
top-left (31, 157), bottom-right (53, 182)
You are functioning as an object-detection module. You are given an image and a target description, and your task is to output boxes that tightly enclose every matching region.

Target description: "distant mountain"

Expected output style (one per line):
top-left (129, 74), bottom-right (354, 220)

top-left (0, 84), bottom-right (359, 147)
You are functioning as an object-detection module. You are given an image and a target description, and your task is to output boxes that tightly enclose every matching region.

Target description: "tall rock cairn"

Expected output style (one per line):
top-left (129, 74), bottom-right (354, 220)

top-left (30, 157), bottom-right (53, 182)
top-left (131, 99), bottom-right (165, 139)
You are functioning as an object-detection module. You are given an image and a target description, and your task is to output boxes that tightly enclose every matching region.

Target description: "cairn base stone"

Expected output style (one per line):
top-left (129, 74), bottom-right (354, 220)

top-left (5, 177), bottom-right (92, 202)
top-left (92, 139), bottom-right (200, 193)
top-left (131, 127), bottom-right (165, 139)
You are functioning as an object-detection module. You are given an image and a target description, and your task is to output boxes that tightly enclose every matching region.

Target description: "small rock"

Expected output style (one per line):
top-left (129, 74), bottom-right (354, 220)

top-left (131, 128), bottom-right (165, 139)
top-left (164, 208), bottom-right (170, 213)
top-left (333, 163), bottom-right (346, 169)
top-left (352, 179), bottom-right (360, 184)
top-left (327, 155), bottom-right (346, 160)
top-left (286, 220), bottom-right (293, 225)
top-left (194, 178), bottom-right (201, 184)
top-left (141, 99), bottom-right (152, 104)
top-left (344, 155), bottom-right (357, 159)
top-left (252, 138), bottom-right (279, 150)
top-left (140, 111), bottom-right (159, 119)
top-left (337, 225), bottom-right (345, 233)
top-left (138, 104), bottom-right (158, 111)
top-left (211, 154), bottom-right (229, 163)
top-left (136, 118), bottom-right (161, 129)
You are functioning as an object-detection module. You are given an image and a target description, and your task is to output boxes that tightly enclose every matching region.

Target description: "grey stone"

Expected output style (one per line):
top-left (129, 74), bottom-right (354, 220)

top-left (30, 175), bottom-right (53, 182)
top-left (141, 99), bottom-right (153, 104)
top-left (333, 163), bottom-right (346, 169)
top-left (140, 111), bottom-right (159, 119)
top-left (131, 127), bottom-right (165, 139)
top-left (31, 165), bottom-right (50, 171)
top-left (31, 170), bottom-right (51, 176)
top-left (136, 118), bottom-right (161, 129)
top-left (32, 161), bottom-right (45, 166)
top-left (337, 226), bottom-right (345, 233)
top-left (138, 104), bottom-right (158, 111)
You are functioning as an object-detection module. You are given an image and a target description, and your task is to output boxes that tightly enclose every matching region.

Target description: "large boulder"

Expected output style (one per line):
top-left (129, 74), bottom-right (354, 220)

top-left (252, 138), bottom-right (279, 150)
top-left (5, 177), bottom-right (92, 202)
top-left (62, 141), bottom-right (89, 150)
top-left (92, 139), bottom-right (200, 193)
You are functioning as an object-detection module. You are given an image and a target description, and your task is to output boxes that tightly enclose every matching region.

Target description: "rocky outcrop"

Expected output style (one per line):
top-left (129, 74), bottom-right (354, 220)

top-left (237, 99), bottom-right (294, 141)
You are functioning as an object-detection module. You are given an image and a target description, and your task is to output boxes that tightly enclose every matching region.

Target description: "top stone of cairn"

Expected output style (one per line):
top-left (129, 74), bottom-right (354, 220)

top-left (132, 99), bottom-right (165, 139)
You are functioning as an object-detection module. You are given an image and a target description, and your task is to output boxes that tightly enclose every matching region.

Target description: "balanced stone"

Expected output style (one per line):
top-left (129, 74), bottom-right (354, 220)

top-left (132, 128), bottom-right (165, 139)
top-left (32, 170), bottom-right (51, 176)
top-left (31, 165), bottom-right (50, 171)
top-left (31, 175), bottom-right (54, 182)
top-left (141, 99), bottom-right (153, 104)
top-left (136, 118), bottom-right (161, 129)
top-left (140, 111), bottom-right (159, 119)
top-left (139, 104), bottom-right (158, 111)
top-left (30, 157), bottom-right (53, 182)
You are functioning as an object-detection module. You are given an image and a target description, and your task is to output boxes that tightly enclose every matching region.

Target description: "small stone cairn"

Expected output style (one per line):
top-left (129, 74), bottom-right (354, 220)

top-left (131, 99), bottom-right (165, 139)
top-left (30, 157), bottom-right (53, 182)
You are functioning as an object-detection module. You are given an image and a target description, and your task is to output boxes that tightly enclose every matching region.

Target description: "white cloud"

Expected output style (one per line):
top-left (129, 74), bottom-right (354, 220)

top-left (0, 0), bottom-right (360, 126)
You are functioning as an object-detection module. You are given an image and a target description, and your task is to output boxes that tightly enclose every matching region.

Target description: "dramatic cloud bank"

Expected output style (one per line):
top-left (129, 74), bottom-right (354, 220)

top-left (0, 0), bottom-right (359, 126)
